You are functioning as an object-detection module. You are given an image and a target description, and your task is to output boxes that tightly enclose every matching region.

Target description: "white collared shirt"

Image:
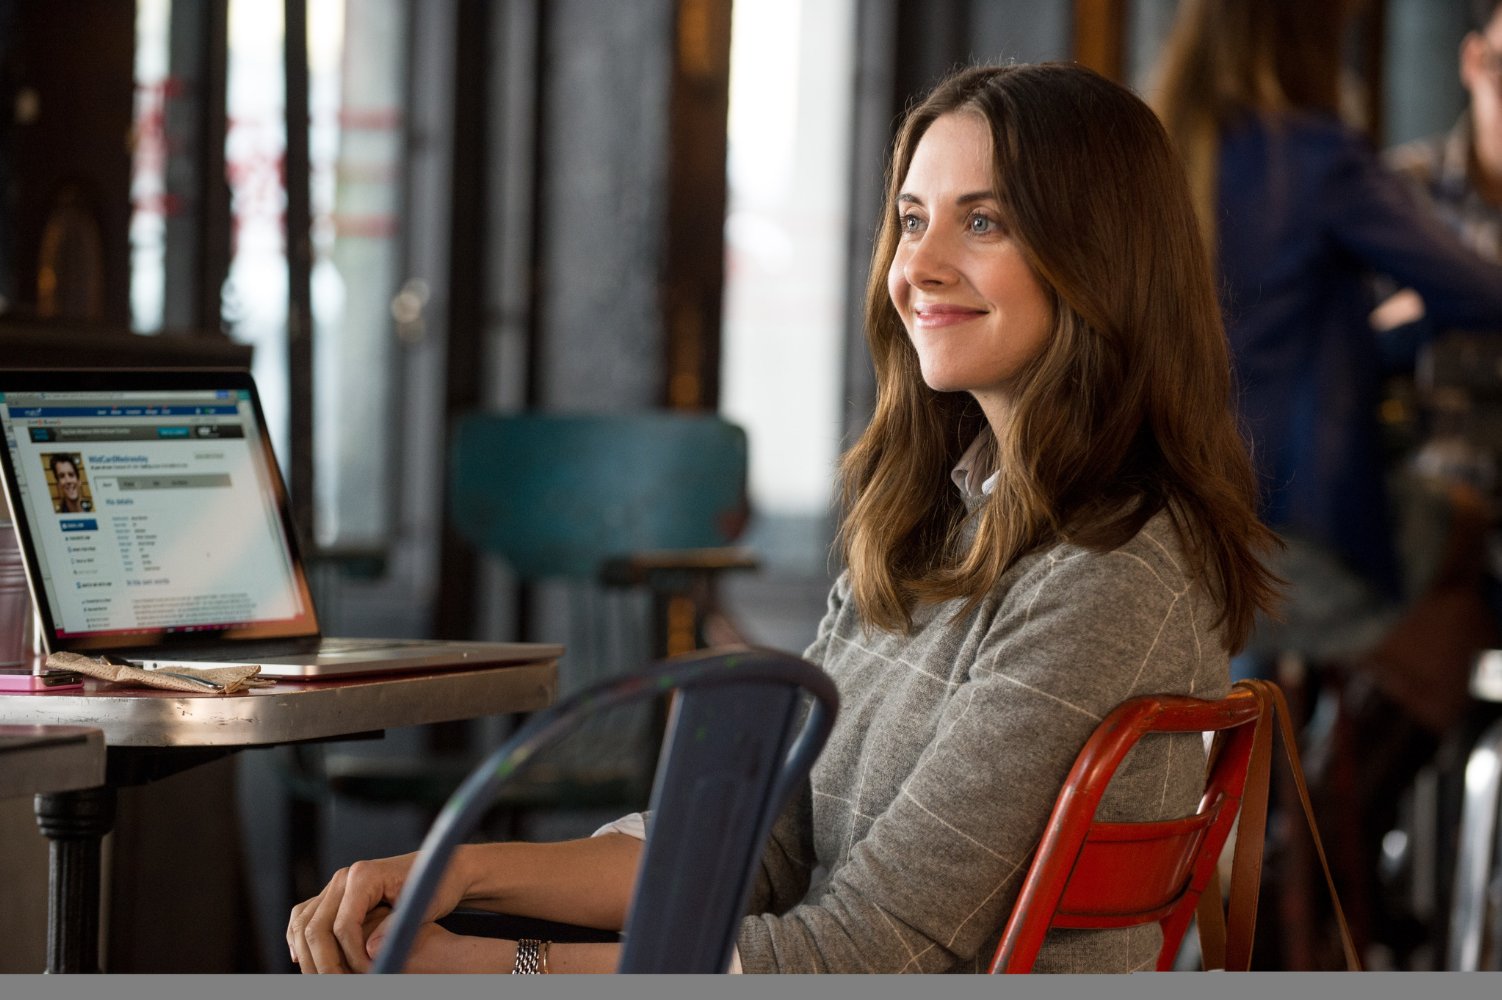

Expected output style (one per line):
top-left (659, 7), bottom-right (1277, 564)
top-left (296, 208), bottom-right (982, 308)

top-left (950, 435), bottom-right (999, 498)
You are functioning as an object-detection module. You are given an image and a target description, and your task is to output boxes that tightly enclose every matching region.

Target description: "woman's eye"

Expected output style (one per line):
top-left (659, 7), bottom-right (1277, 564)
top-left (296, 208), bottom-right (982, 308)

top-left (969, 213), bottom-right (999, 234)
top-left (898, 212), bottom-right (923, 233)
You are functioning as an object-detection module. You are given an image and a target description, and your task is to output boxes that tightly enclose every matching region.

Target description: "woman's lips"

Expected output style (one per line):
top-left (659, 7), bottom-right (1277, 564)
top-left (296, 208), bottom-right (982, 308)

top-left (913, 304), bottom-right (986, 328)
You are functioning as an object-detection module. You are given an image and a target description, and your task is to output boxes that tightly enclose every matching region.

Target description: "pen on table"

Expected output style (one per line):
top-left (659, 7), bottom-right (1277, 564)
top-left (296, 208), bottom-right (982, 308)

top-left (100, 654), bottom-right (225, 690)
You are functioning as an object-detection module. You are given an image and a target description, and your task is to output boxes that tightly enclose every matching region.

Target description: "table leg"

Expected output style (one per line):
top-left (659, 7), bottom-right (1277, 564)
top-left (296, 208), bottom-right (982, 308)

top-left (33, 785), bottom-right (116, 974)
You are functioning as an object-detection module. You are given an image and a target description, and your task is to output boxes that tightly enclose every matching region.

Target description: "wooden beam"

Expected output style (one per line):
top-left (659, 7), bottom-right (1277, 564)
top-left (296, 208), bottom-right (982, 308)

top-left (662, 0), bottom-right (733, 410)
top-left (285, 0), bottom-right (315, 546)
top-left (1074, 0), bottom-right (1127, 82)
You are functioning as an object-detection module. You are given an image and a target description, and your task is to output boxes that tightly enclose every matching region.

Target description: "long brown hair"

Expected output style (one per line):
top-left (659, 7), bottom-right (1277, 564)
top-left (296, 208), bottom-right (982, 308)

top-left (1152, 0), bottom-right (1353, 245)
top-left (839, 62), bottom-right (1279, 652)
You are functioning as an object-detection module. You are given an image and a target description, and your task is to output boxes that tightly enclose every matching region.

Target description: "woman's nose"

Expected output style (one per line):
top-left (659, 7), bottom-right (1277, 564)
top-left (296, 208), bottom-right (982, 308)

top-left (903, 231), bottom-right (957, 286)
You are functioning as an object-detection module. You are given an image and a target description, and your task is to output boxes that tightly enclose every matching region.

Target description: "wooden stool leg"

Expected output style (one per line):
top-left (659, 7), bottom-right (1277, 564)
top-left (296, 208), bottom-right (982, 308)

top-left (1275, 652), bottom-right (1316, 969)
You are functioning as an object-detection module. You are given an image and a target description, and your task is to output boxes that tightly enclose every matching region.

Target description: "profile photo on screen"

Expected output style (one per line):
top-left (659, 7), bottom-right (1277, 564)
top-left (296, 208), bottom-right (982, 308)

top-left (44, 452), bottom-right (92, 513)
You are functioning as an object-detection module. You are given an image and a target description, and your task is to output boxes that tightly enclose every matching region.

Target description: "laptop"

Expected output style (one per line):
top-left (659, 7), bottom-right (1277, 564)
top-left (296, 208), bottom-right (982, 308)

top-left (0, 368), bottom-right (562, 679)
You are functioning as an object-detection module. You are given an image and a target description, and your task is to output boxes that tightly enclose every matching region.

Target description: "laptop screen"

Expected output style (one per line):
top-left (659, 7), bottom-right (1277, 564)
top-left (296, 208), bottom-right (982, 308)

top-left (0, 370), bottom-right (318, 651)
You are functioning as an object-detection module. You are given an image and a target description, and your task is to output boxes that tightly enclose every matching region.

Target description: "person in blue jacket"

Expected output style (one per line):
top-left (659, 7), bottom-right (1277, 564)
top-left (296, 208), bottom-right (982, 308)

top-left (1153, 0), bottom-right (1502, 667)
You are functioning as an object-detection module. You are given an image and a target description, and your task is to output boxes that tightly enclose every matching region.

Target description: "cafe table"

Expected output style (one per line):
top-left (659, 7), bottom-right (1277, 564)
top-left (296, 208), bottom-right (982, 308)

top-left (0, 657), bottom-right (557, 974)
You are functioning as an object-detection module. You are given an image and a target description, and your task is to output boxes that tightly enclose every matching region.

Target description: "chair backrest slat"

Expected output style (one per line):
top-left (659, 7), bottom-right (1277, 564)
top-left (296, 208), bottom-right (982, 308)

top-left (991, 685), bottom-right (1263, 973)
top-left (621, 681), bottom-right (801, 972)
top-left (449, 413), bottom-right (749, 580)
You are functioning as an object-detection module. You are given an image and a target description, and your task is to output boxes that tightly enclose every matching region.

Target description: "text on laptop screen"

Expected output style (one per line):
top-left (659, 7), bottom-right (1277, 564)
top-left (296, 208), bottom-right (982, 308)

top-left (0, 387), bottom-right (310, 640)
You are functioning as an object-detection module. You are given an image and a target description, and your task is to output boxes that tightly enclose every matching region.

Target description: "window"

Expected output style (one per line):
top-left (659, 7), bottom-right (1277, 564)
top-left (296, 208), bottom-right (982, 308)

top-left (720, 0), bottom-right (854, 571)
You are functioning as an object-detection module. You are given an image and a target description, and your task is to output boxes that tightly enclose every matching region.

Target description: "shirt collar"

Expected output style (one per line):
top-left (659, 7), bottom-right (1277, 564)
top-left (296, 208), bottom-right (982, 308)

top-left (950, 435), bottom-right (999, 498)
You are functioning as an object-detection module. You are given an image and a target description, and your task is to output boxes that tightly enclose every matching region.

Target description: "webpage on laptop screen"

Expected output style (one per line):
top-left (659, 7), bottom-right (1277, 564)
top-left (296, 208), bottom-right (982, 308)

top-left (0, 389), bottom-right (305, 638)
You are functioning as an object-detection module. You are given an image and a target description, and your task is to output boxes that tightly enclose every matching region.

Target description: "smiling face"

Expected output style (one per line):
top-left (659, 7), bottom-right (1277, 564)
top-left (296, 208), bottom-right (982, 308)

top-left (53, 459), bottom-right (80, 500)
top-left (886, 111), bottom-right (1054, 429)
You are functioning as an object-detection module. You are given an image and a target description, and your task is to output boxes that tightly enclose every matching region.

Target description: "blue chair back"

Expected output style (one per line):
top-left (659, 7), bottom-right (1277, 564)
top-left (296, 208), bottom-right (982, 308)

top-left (371, 647), bottom-right (838, 974)
top-left (448, 412), bottom-right (749, 580)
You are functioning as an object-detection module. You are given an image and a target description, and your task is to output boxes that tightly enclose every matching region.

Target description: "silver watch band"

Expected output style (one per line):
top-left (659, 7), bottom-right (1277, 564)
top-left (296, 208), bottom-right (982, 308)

top-left (513, 938), bottom-right (543, 974)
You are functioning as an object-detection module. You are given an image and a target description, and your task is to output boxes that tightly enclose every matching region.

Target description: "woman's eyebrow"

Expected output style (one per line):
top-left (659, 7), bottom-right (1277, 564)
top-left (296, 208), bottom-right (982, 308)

top-left (895, 191), bottom-right (996, 205)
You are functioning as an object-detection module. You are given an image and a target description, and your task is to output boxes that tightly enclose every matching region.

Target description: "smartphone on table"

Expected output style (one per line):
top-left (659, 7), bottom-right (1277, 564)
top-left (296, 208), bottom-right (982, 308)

top-left (0, 665), bottom-right (83, 692)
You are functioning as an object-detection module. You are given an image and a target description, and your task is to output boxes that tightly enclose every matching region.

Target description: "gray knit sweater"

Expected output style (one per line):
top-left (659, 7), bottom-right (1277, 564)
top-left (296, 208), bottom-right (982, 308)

top-left (735, 511), bottom-right (1230, 973)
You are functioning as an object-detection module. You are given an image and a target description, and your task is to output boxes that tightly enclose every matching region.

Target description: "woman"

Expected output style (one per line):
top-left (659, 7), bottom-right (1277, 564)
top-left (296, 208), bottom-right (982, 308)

top-left (1153, 0), bottom-right (1502, 662)
top-left (287, 63), bottom-right (1277, 974)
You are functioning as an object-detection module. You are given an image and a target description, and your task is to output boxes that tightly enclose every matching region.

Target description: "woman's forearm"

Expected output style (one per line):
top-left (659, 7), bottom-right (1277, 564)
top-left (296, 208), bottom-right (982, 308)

top-left (538, 941), bottom-right (623, 974)
top-left (371, 921), bottom-right (624, 973)
top-left (453, 833), bottom-right (644, 930)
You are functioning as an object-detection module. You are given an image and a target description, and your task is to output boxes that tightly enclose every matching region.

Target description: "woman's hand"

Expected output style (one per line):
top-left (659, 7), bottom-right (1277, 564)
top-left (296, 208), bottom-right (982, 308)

top-left (287, 850), bottom-right (471, 973)
top-left (363, 914), bottom-right (513, 974)
top-left (286, 836), bottom-right (642, 972)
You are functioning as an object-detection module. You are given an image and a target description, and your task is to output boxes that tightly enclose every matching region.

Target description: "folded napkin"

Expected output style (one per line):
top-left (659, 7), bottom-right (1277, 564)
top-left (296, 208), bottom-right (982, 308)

top-left (45, 651), bottom-right (274, 695)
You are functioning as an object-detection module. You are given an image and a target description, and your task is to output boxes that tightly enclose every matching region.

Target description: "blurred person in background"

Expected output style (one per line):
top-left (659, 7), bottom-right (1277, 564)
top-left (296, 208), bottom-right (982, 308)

top-left (1153, 0), bottom-right (1502, 675)
top-left (1386, 0), bottom-right (1502, 263)
top-left (1154, 0), bottom-right (1502, 965)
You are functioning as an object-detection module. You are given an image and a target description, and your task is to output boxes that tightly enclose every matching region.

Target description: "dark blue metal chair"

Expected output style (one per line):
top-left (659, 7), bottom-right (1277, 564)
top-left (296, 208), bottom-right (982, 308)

top-left (371, 646), bottom-right (838, 974)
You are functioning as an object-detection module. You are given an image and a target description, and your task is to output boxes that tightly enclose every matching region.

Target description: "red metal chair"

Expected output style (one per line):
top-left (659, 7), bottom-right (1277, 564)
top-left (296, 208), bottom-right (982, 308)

top-left (989, 685), bottom-right (1263, 973)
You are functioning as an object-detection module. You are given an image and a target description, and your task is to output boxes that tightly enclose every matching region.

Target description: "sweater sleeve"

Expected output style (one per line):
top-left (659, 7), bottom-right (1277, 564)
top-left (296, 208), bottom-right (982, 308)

top-left (1320, 125), bottom-right (1502, 336)
top-left (736, 543), bottom-right (1220, 973)
top-left (798, 573), bottom-right (846, 669)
